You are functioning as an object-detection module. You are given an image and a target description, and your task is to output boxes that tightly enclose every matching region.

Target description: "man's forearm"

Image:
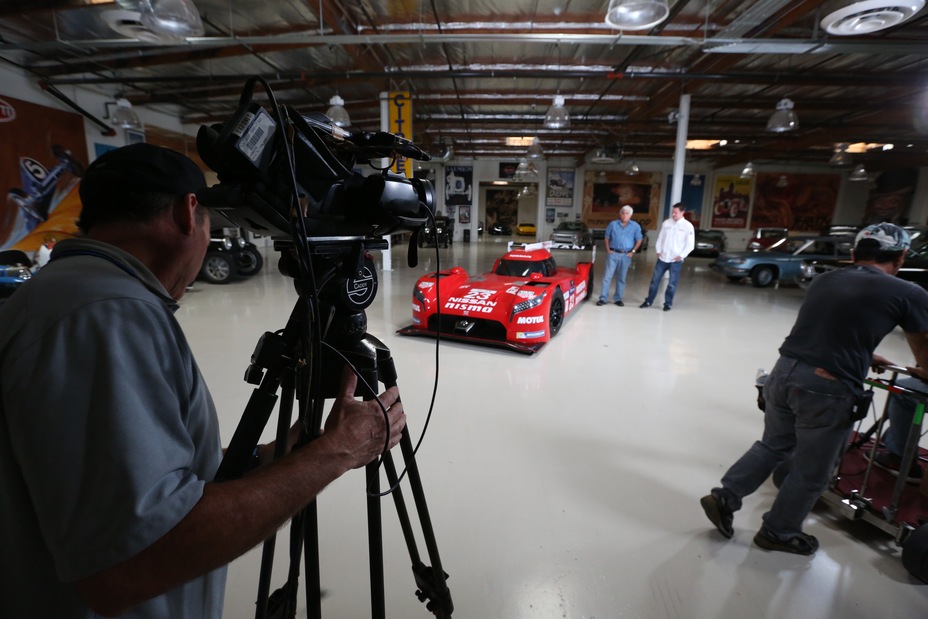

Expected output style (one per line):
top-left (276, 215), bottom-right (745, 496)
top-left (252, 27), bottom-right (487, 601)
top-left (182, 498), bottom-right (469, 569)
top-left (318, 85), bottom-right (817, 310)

top-left (905, 331), bottom-right (928, 369)
top-left (76, 436), bottom-right (353, 616)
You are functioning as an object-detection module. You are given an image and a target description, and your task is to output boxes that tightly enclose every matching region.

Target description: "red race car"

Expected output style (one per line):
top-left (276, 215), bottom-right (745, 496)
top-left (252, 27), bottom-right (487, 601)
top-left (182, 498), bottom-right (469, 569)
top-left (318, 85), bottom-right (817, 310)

top-left (398, 242), bottom-right (594, 354)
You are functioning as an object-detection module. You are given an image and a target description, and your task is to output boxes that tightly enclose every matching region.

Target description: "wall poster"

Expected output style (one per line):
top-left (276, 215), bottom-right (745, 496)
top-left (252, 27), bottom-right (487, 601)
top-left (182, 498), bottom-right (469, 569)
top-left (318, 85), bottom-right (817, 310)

top-left (444, 165), bottom-right (473, 206)
top-left (458, 204), bottom-right (471, 224)
top-left (485, 188), bottom-right (520, 228)
top-left (710, 175), bottom-right (753, 229)
top-left (546, 167), bottom-right (575, 207)
top-left (582, 170), bottom-right (662, 232)
top-left (1, 95), bottom-right (86, 252)
top-left (749, 172), bottom-right (840, 232)
top-left (861, 168), bottom-right (918, 225)
top-left (664, 174), bottom-right (706, 227)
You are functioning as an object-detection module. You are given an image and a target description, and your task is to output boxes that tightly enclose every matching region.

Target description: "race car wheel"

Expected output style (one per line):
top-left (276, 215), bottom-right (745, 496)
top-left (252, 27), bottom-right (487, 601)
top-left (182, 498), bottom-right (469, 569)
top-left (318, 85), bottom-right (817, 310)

top-left (751, 266), bottom-right (776, 288)
top-left (549, 289), bottom-right (565, 337)
top-left (200, 251), bottom-right (236, 284)
top-left (237, 246), bottom-right (264, 277)
top-left (903, 523), bottom-right (928, 583)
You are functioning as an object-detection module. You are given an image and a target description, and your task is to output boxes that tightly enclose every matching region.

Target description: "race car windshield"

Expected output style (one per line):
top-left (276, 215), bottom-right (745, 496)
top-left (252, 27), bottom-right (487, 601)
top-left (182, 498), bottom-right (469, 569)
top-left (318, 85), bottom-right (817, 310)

top-left (495, 259), bottom-right (547, 277)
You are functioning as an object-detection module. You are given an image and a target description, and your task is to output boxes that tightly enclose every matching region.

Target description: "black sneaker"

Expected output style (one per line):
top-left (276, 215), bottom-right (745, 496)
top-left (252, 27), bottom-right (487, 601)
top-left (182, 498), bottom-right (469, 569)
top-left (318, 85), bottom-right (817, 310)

top-left (615, 300), bottom-right (624, 306)
top-left (700, 493), bottom-right (734, 539)
top-left (663, 305), bottom-right (671, 311)
top-left (640, 302), bottom-right (651, 308)
top-left (870, 451), bottom-right (923, 483)
top-left (753, 526), bottom-right (818, 555)
top-left (596, 300), bottom-right (606, 306)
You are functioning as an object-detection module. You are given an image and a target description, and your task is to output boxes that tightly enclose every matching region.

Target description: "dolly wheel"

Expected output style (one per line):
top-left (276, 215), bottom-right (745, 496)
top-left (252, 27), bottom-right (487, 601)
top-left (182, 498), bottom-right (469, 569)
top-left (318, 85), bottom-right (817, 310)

top-left (902, 523), bottom-right (928, 583)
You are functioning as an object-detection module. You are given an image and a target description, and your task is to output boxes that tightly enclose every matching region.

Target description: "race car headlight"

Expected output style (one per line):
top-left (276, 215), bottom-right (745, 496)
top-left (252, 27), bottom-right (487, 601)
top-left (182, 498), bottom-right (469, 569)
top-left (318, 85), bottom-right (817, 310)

top-left (221, 237), bottom-right (233, 250)
top-left (512, 291), bottom-right (545, 315)
top-left (413, 287), bottom-right (426, 304)
top-left (236, 237), bottom-right (247, 248)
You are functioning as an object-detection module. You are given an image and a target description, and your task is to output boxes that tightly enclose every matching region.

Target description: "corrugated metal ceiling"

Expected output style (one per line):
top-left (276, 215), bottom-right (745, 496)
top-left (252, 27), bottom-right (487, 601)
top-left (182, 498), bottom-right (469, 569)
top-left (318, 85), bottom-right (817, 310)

top-left (2, 0), bottom-right (927, 169)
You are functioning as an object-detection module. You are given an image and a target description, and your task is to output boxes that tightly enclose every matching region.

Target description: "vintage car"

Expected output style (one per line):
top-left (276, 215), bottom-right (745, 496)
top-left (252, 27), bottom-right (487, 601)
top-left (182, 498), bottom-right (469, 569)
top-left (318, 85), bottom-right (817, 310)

top-left (691, 229), bottom-right (728, 257)
top-left (549, 221), bottom-right (593, 249)
top-left (418, 216), bottom-right (453, 248)
top-left (398, 241), bottom-right (594, 354)
top-left (489, 221), bottom-right (512, 235)
top-left (711, 235), bottom-right (854, 288)
top-left (746, 227), bottom-right (788, 251)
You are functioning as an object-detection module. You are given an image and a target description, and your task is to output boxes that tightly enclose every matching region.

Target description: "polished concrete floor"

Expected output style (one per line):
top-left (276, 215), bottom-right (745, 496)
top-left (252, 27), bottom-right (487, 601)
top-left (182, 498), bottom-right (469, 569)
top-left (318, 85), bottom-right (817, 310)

top-left (175, 235), bottom-right (928, 619)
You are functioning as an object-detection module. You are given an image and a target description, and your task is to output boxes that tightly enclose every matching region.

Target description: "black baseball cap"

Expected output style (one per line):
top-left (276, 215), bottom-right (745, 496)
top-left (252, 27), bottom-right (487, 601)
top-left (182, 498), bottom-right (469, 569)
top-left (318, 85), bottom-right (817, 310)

top-left (79, 143), bottom-right (206, 206)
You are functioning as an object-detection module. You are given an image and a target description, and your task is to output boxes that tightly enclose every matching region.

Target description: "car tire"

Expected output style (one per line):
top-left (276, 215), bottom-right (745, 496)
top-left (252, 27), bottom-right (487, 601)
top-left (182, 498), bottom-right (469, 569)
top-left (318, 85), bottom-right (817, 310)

top-left (903, 523), bottom-right (928, 583)
top-left (200, 251), bottom-right (236, 284)
top-left (584, 264), bottom-right (595, 301)
top-left (237, 246), bottom-right (264, 277)
top-left (751, 266), bottom-right (776, 288)
top-left (549, 288), bottom-right (565, 337)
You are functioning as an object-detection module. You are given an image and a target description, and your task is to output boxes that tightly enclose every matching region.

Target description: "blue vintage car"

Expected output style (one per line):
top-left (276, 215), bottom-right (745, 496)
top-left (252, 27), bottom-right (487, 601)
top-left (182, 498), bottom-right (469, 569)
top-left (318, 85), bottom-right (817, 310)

top-left (711, 235), bottom-right (854, 288)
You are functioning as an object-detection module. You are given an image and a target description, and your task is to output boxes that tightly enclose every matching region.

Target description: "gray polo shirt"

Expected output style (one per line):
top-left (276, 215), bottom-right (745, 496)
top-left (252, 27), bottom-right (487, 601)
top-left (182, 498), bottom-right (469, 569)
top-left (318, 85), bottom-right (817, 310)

top-left (0, 238), bottom-right (225, 618)
top-left (780, 264), bottom-right (928, 388)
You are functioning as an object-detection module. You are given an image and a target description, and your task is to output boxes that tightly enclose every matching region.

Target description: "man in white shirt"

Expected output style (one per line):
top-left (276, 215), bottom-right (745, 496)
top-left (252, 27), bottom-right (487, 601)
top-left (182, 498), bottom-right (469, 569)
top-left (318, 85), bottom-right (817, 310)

top-left (639, 203), bottom-right (695, 311)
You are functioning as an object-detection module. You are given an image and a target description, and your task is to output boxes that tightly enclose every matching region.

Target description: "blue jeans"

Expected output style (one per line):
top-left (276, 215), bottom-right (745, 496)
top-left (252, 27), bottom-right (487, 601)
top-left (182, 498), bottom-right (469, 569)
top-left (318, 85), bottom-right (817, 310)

top-left (714, 356), bottom-right (855, 539)
top-left (599, 252), bottom-right (632, 302)
top-left (884, 376), bottom-right (928, 456)
top-left (643, 259), bottom-right (683, 307)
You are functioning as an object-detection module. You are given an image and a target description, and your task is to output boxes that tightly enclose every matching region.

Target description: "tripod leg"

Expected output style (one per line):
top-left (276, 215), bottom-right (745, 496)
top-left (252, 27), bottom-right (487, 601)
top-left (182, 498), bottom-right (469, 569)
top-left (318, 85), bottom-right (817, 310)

top-left (367, 461), bottom-right (386, 619)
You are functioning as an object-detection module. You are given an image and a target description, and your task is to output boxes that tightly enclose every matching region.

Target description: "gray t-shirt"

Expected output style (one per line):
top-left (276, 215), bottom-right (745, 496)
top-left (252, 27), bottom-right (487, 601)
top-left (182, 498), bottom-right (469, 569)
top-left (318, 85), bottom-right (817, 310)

top-left (0, 238), bottom-right (226, 618)
top-left (779, 264), bottom-right (928, 388)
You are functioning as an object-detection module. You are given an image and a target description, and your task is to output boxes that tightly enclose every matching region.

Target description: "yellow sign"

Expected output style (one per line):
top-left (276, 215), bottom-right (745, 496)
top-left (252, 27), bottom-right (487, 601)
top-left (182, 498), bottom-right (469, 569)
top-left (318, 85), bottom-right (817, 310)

top-left (387, 91), bottom-right (413, 178)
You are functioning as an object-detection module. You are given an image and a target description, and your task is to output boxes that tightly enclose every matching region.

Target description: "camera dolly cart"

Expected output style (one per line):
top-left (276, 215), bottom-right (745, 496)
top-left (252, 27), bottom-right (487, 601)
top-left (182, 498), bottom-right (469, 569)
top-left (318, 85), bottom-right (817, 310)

top-left (818, 365), bottom-right (928, 582)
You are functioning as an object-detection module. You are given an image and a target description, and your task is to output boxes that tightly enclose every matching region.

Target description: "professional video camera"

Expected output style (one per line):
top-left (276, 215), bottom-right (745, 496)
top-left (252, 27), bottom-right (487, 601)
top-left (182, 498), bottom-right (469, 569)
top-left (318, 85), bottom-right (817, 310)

top-left (195, 76), bottom-right (434, 242)
top-left (194, 77), bottom-right (453, 619)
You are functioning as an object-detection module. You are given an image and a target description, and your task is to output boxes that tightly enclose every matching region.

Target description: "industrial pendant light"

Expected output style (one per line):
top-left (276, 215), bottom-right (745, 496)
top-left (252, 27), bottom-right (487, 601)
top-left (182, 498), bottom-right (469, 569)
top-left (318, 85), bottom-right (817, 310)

top-left (740, 161), bottom-right (756, 179)
top-left (544, 95), bottom-right (570, 129)
top-left (138, 0), bottom-right (204, 38)
top-left (110, 97), bottom-right (142, 129)
top-left (325, 95), bottom-right (351, 127)
top-left (605, 0), bottom-right (670, 30)
top-left (526, 137), bottom-right (544, 159)
top-left (766, 98), bottom-right (799, 133)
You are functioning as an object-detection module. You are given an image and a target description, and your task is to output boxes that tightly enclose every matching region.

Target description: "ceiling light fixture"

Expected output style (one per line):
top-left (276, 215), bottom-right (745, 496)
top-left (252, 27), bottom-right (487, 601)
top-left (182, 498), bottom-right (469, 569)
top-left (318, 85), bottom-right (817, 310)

top-left (109, 97), bottom-right (142, 129)
top-left (526, 137), bottom-right (544, 159)
top-left (604, 0), bottom-right (670, 30)
top-left (849, 164), bottom-right (870, 182)
top-left (766, 98), bottom-right (798, 133)
top-left (821, 0), bottom-right (925, 36)
top-left (690, 174), bottom-right (703, 187)
top-left (544, 95), bottom-right (570, 129)
top-left (138, 0), bottom-right (204, 39)
top-left (740, 161), bottom-right (756, 179)
top-left (625, 159), bottom-right (640, 175)
top-left (325, 94), bottom-right (351, 127)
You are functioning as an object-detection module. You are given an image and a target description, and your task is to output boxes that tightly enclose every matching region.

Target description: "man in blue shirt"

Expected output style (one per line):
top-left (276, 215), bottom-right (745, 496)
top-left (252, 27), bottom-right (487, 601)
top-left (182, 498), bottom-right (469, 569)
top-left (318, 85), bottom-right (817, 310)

top-left (597, 205), bottom-right (642, 306)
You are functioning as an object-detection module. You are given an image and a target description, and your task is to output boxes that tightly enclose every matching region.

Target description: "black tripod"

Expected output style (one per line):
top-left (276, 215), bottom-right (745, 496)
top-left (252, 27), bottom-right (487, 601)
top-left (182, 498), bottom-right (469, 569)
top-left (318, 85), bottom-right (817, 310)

top-left (215, 240), bottom-right (453, 619)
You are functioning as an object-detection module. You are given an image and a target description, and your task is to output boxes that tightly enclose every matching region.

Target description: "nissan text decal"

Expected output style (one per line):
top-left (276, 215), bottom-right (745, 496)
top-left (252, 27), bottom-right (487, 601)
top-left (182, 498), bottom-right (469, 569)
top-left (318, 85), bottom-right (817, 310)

top-left (444, 288), bottom-right (496, 313)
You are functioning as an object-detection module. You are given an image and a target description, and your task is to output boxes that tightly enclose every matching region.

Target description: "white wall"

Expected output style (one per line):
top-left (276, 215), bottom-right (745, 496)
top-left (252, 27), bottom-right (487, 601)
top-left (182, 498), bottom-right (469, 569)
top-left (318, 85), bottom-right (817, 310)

top-left (0, 62), bottom-right (192, 164)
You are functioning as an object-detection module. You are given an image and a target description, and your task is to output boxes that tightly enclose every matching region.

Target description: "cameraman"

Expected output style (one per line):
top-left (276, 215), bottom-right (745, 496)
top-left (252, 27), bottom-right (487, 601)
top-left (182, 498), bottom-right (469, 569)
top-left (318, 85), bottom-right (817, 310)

top-left (0, 144), bottom-right (406, 618)
top-left (700, 223), bottom-right (928, 555)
